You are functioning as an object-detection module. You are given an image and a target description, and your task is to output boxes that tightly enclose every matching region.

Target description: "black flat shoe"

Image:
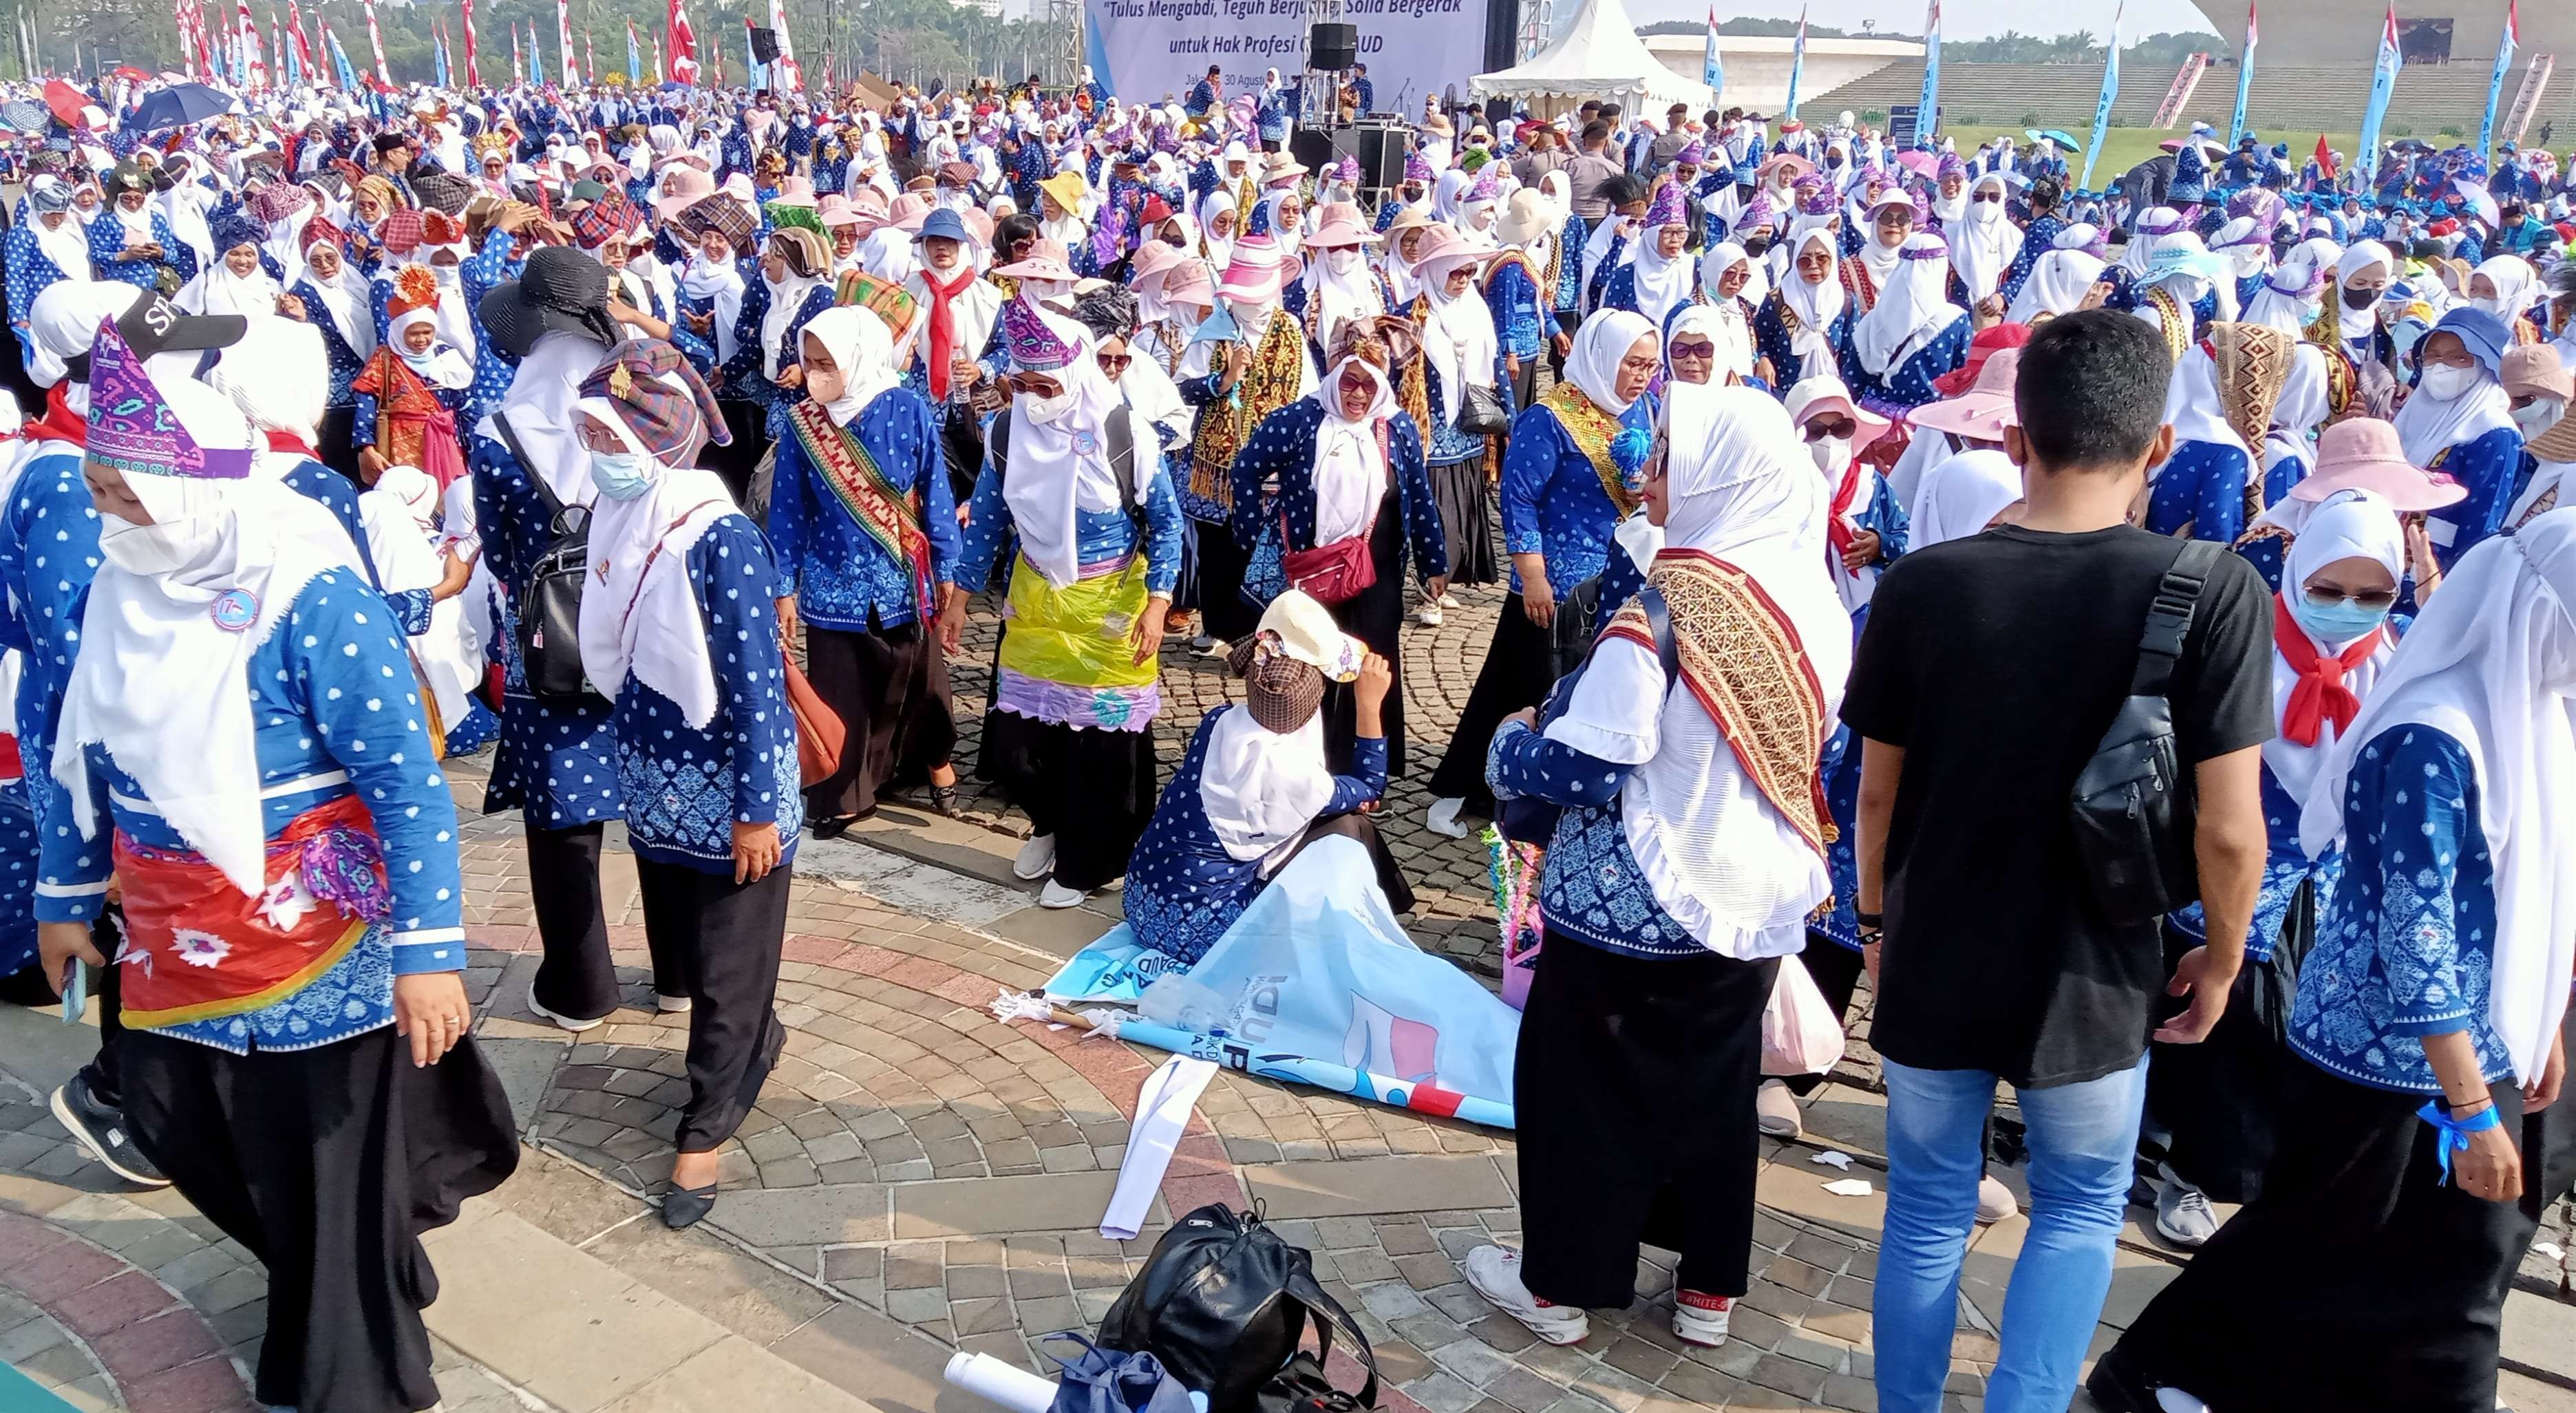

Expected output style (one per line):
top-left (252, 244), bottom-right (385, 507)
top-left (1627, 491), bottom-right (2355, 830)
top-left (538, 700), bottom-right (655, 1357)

top-left (2082, 1346), bottom-right (2162, 1413)
top-left (810, 812), bottom-right (869, 840)
top-left (661, 1182), bottom-right (719, 1229)
top-left (928, 784), bottom-right (961, 817)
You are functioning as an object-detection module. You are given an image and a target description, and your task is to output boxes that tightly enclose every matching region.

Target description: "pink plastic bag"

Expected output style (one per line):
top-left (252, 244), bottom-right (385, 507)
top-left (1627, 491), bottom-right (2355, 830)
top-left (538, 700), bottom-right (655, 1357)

top-left (1760, 955), bottom-right (1847, 1076)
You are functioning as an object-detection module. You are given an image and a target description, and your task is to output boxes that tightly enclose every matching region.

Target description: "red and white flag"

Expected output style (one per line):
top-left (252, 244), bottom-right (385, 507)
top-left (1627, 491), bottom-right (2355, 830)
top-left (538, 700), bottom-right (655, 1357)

top-left (459, 0), bottom-right (480, 87)
top-left (236, 0), bottom-right (268, 89)
top-left (667, 0), bottom-right (699, 84)
top-left (555, 0), bottom-right (575, 84)
top-left (287, 0), bottom-right (315, 76)
top-left (362, 0), bottom-right (392, 84)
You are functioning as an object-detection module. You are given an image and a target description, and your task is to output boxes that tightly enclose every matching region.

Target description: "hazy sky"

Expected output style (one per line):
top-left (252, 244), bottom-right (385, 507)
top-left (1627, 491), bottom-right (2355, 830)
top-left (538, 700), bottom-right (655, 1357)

top-left (1621, 0), bottom-right (2220, 41)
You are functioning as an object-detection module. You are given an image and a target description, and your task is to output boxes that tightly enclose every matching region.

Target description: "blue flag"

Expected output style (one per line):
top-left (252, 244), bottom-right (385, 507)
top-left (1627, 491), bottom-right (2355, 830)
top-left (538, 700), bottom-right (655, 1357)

top-left (627, 23), bottom-right (641, 83)
top-left (2479, 0), bottom-right (2517, 157)
top-left (2357, 2), bottom-right (2401, 187)
top-left (1915, 0), bottom-right (1941, 147)
top-left (2083, 6), bottom-right (2122, 191)
top-left (434, 28), bottom-right (449, 87)
top-left (1701, 3), bottom-right (1723, 98)
top-left (2228, 0), bottom-right (2256, 144)
top-left (1782, 8), bottom-right (1806, 118)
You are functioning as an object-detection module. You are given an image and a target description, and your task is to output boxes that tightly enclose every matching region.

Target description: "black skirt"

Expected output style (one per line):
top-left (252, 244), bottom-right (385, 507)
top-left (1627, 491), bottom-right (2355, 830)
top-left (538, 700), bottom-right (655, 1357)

top-left (802, 621), bottom-right (958, 821)
top-left (1426, 458), bottom-right (1499, 586)
top-left (2144, 884), bottom-right (2316, 1202)
top-left (123, 1026), bottom-right (518, 1413)
top-left (979, 712), bottom-right (1158, 891)
top-left (1195, 516), bottom-right (1262, 646)
top-left (1515, 932), bottom-right (1778, 1307)
top-left (1319, 488), bottom-right (1412, 777)
top-left (1425, 590), bottom-right (1561, 811)
top-left (706, 396), bottom-right (768, 507)
top-left (2109, 1059), bottom-right (2542, 1413)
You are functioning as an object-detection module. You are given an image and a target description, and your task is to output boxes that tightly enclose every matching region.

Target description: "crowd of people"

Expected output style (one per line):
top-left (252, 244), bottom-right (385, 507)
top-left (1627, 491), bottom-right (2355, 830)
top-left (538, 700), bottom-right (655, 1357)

top-left (0, 63), bottom-right (2574, 1413)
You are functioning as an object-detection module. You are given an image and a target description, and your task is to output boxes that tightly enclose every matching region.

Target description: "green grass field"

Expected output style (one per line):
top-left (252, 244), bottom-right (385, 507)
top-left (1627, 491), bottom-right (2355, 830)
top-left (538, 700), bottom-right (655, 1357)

top-left (1935, 125), bottom-right (2369, 189)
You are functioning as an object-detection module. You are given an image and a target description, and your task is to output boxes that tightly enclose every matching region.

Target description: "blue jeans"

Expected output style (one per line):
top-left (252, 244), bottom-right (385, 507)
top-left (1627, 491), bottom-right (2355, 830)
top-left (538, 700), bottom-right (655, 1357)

top-left (1872, 1054), bottom-right (2149, 1413)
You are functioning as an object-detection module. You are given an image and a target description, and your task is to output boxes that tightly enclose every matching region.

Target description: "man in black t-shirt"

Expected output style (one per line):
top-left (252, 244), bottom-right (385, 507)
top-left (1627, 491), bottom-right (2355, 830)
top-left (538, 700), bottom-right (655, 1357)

top-left (1841, 311), bottom-right (2272, 1412)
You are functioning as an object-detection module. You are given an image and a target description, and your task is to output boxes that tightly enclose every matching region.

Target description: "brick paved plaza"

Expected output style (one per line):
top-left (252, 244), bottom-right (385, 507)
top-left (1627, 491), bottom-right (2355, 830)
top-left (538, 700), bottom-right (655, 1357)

top-left (5, 577), bottom-right (2574, 1413)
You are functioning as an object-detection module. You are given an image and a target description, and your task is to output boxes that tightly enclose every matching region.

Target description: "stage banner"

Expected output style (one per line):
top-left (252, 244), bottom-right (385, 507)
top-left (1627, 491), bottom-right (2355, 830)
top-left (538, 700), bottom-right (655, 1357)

top-left (1085, 0), bottom-right (1489, 118)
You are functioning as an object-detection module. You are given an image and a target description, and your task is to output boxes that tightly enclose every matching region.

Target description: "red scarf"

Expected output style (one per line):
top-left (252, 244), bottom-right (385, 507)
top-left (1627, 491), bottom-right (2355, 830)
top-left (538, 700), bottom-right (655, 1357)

top-left (265, 429), bottom-right (320, 460)
top-left (24, 383), bottom-right (87, 447)
top-left (1824, 460), bottom-right (1866, 566)
top-left (921, 265), bottom-right (977, 401)
top-left (2272, 593), bottom-right (2385, 747)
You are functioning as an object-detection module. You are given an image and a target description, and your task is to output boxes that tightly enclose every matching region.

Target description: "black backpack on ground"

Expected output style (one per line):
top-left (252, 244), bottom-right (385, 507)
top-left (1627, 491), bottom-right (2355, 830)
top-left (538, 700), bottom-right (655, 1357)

top-left (493, 413), bottom-right (606, 708)
top-left (1096, 1204), bottom-right (1377, 1413)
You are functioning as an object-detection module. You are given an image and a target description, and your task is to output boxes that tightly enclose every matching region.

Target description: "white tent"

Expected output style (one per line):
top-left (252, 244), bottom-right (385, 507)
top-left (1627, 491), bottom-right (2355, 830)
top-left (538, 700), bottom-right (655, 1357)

top-left (1469, 0), bottom-right (1714, 117)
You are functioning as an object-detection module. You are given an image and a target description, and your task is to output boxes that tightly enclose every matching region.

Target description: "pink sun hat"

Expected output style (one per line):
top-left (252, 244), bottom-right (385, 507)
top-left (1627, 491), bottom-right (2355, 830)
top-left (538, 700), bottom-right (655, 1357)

top-left (1908, 346), bottom-right (2021, 442)
top-left (1781, 376), bottom-right (1895, 454)
top-left (1216, 235), bottom-right (1289, 303)
top-left (2290, 418), bottom-right (2469, 511)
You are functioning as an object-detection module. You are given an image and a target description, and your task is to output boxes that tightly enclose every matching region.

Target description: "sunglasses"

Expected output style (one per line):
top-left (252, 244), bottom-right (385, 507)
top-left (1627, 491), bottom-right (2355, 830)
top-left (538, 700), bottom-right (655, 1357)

top-left (1668, 339), bottom-right (1717, 359)
top-left (1972, 191), bottom-right (2001, 204)
top-left (1803, 416), bottom-right (1860, 440)
top-left (2303, 585), bottom-right (2400, 611)
top-left (1096, 352), bottom-right (1132, 372)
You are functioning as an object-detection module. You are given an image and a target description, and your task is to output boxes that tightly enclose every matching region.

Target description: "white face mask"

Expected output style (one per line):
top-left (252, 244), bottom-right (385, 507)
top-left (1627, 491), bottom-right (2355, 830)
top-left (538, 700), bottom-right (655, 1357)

top-left (2417, 363), bottom-right (2478, 401)
top-left (1809, 434), bottom-right (1852, 478)
top-left (97, 514), bottom-right (220, 575)
top-left (2513, 396), bottom-right (2566, 436)
top-left (1326, 248), bottom-right (1360, 275)
top-left (2471, 295), bottom-right (2506, 319)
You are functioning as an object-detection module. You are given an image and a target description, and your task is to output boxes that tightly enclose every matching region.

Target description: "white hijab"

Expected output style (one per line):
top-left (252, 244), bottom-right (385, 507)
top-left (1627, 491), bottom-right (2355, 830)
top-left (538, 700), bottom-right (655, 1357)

top-left (1537, 385), bottom-right (1846, 959)
top-left (1197, 703), bottom-right (1332, 864)
top-left (53, 381), bottom-right (365, 897)
top-left (2264, 343), bottom-right (2333, 482)
top-left (1947, 176), bottom-right (2022, 304)
top-left (1311, 355), bottom-right (1394, 545)
top-left (1853, 234), bottom-right (1961, 377)
top-left (1420, 256), bottom-right (1500, 412)
top-left (359, 465), bottom-right (478, 732)
top-left (1906, 448), bottom-right (2023, 549)
top-left (1308, 245), bottom-right (1386, 346)
top-left (2005, 248), bottom-right (2105, 324)
top-left (1002, 311), bottom-right (1149, 588)
top-left (29, 209), bottom-right (90, 280)
top-left (2264, 489), bottom-right (2405, 802)
top-left (1627, 222), bottom-right (1696, 327)
top-left (2334, 242), bottom-right (2393, 349)
top-left (2471, 254), bottom-right (2541, 327)
top-left (480, 330), bottom-right (613, 505)
top-left (2297, 509), bottom-right (2576, 1087)
top-left (184, 246), bottom-right (284, 319)
top-left (1669, 301), bottom-right (1753, 387)
top-left (759, 255), bottom-right (827, 381)
top-left (302, 240), bottom-right (377, 360)
top-left (573, 392), bottom-right (737, 729)
top-left (2162, 343), bottom-right (2255, 462)
top-left (802, 306), bottom-right (901, 426)
top-left (2392, 345), bottom-right (2515, 469)
top-left (1776, 228), bottom-right (1847, 383)
top-left (1564, 310), bottom-right (1654, 415)
top-left (680, 245), bottom-right (747, 366)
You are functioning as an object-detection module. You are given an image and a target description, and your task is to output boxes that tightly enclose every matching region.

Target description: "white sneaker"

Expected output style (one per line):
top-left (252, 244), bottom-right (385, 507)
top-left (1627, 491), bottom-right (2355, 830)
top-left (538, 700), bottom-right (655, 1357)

top-left (2156, 1390), bottom-right (2212, 1413)
top-left (656, 993), bottom-right (693, 1014)
top-left (1039, 880), bottom-right (1088, 909)
top-left (2153, 1166), bottom-right (2218, 1248)
top-left (1414, 603), bottom-right (1444, 626)
top-left (1976, 1173), bottom-right (2019, 1224)
top-left (1461, 1246), bottom-right (1588, 1346)
top-left (528, 984), bottom-right (605, 1032)
top-left (1670, 1290), bottom-right (1733, 1348)
top-left (1425, 796), bottom-right (1471, 839)
top-left (1014, 833), bottom-right (1058, 880)
top-left (1438, 591), bottom-right (1462, 610)
top-left (1755, 1079), bottom-right (1803, 1139)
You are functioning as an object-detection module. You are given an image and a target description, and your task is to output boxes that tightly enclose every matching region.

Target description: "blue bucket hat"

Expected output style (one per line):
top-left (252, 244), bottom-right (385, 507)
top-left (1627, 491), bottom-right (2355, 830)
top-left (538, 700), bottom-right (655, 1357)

top-left (914, 207), bottom-right (971, 245)
top-left (2430, 306), bottom-right (2510, 376)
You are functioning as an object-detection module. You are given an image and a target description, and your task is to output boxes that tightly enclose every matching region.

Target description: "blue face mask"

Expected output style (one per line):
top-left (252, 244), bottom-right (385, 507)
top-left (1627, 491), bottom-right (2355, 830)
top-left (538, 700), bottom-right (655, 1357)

top-left (590, 449), bottom-right (652, 501)
top-left (2290, 590), bottom-right (2393, 646)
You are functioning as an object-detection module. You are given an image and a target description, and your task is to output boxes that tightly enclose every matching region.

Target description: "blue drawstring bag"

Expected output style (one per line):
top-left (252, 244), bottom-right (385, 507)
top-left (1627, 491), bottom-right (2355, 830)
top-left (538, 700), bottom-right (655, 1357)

top-left (1043, 1332), bottom-right (1199, 1413)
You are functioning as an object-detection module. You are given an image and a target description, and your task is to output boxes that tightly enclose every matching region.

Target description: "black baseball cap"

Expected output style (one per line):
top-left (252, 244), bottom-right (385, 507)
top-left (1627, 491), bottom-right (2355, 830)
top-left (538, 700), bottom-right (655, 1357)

top-left (118, 289), bottom-right (248, 361)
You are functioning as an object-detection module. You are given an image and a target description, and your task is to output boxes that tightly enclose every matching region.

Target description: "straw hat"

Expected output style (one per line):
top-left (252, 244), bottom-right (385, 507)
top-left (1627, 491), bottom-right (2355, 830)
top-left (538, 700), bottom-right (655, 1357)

top-left (1494, 189), bottom-right (1553, 249)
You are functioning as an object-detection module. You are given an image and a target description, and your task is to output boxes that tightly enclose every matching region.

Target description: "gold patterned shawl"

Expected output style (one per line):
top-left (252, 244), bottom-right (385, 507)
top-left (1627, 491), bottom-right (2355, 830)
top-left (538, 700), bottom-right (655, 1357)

top-left (1187, 306), bottom-right (1307, 512)
top-left (1601, 551), bottom-right (1833, 857)
top-left (2207, 321), bottom-right (2295, 529)
top-left (2144, 288), bottom-right (2190, 363)
top-left (1538, 381), bottom-right (1639, 517)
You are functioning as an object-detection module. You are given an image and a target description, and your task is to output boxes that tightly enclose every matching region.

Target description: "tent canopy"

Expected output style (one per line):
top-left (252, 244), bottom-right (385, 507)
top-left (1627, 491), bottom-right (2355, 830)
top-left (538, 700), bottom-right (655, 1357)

top-left (1470, 0), bottom-right (1714, 117)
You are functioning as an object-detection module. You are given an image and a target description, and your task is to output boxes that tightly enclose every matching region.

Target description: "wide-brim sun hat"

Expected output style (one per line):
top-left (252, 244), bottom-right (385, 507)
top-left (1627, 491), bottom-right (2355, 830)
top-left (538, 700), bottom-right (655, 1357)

top-left (1908, 346), bottom-right (2022, 441)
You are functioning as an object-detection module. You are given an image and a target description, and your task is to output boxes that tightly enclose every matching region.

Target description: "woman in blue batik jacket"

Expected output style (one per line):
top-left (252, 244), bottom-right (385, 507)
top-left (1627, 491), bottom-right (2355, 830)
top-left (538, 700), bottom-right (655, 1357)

top-left (2393, 307), bottom-right (2526, 573)
top-left (466, 248), bottom-right (637, 1032)
top-left (2098, 510), bottom-right (2576, 1413)
top-left (37, 315), bottom-right (512, 1413)
top-left (725, 225), bottom-right (837, 447)
top-left (569, 338), bottom-right (798, 1232)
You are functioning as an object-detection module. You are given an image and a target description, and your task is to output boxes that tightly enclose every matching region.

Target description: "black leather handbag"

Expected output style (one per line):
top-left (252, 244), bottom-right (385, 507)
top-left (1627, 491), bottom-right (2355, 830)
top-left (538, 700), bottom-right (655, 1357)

top-left (1096, 1204), bottom-right (1376, 1413)
top-left (1454, 383), bottom-right (1511, 437)
top-left (2069, 540), bottom-right (2223, 925)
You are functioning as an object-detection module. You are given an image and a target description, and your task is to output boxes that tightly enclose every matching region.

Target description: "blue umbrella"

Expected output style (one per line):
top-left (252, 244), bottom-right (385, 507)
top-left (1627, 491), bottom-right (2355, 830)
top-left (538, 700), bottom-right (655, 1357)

top-left (128, 83), bottom-right (234, 134)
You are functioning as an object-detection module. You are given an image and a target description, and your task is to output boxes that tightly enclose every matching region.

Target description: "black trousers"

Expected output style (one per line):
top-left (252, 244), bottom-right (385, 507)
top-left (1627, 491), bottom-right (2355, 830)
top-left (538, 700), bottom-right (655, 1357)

top-left (525, 822), bottom-right (622, 1021)
top-left (1515, 932), bottom-right (1776, 1306)
top-left (980, 713), bottom-right (1158, 892)
top-left (1425, 591), bottom-right (1561, 811)
top-left (706, 398), bottom-right (767, 508)
top-left (635, 858), bottom-right (791, 1154)
top-left (5, 914), bottom-right (128, 1103)
top-left (802, 621), bottom-right (957, 821)
top-left (2111, 1062), bottom-right (2541, 1413)
top-left (1193, 516), bottom-right (1262, 645)
top-left (123, 1027), bottom-right (517, 1413)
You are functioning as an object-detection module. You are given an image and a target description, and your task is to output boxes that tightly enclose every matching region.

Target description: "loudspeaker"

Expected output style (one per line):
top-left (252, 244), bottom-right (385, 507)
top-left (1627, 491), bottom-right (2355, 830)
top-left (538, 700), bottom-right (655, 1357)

top-left (1354, 124), bottom-right (1406, 188)
top-left (1289, 127), bottom-right (1339, 180)
top-left (1308, 21), bottom-right (1357, 72)
top-left (747, 25), bottom-right (780, 63)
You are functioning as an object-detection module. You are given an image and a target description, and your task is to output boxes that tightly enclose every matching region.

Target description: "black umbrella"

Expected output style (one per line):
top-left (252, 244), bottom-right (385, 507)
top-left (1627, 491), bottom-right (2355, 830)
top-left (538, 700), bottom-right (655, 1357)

top-left (129, 83), bottom-right (234, 134)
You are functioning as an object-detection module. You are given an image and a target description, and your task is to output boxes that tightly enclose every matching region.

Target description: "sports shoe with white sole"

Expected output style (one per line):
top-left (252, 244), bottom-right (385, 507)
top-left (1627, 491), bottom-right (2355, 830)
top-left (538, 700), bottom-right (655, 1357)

top-left (1755, 1079), bottom-right (1803, 1138)
top-left (1014, 833), bottom-right (1058, 880)
top-left (1413, 604), bottom-right (1444, 627)
top-left (657, 993), bottom-right (693, 1014)
top-left (1039, 880), bottom-right (1087, 909)
top-left (1425, 797), bottom-right (1471, 839)
top-left (1462, 1246), bottom-right (1588, 1345)
top-left (1672, 1290), bottom-right (1734, 1348)
top-left (2153, 1166), bottom-right (2218, 1248)
top-left (1976, 1173), bottom-right (2019, 1224)
top-left (51, 1072), bottom-right (169, 1189)
top-left (527, 984), bottom-right (606, 1032)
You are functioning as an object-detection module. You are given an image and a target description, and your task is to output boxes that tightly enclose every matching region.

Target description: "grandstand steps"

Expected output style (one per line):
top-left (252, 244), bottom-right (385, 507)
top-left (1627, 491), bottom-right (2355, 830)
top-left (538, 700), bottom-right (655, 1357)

top-left (1804, 58), bottom-right (2576, 142)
